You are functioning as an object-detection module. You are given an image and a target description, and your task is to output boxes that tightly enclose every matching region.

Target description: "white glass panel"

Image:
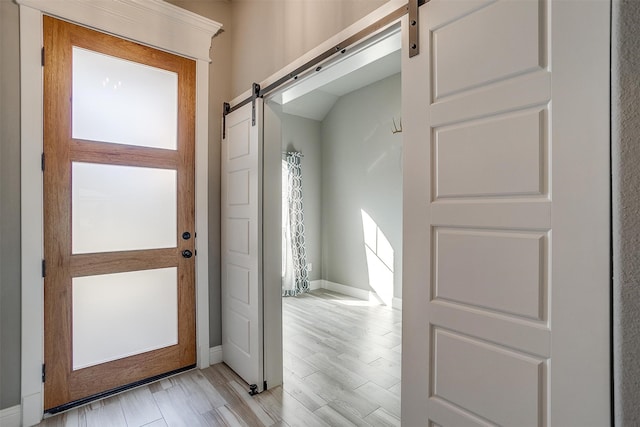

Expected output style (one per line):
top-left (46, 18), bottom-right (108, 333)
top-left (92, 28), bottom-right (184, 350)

top-left (72, 162), bottom-right (176, 254)
top-left (72, 47), bottom-right (178, 150)
top-left (72, 267), bottom-right (178, 370)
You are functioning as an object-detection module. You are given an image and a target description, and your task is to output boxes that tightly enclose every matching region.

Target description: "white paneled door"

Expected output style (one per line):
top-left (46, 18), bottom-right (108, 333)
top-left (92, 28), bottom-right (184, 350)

top-left (221, 101), bottom-right (265, 391)
top-left (402, 0), bottom-right (610, 425)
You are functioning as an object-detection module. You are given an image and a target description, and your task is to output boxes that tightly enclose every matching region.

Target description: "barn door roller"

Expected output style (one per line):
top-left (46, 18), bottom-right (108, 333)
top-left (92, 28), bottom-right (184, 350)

top-left (222, 82), bottom-right (261, 138)
top-left (408, 0), bottom-right (423, 58)
top-left (251, 82), bottom-right (260, 126)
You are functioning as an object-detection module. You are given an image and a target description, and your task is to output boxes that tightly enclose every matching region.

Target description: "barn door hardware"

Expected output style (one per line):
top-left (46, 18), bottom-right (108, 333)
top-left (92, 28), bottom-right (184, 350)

top-left (222, 82), bottom-right (261, 138)
top-left (251, 82), bottom-right (260, 126)
top-left (222, 102), bottom-right (230, 139)
top-left (409, 0), bottom-right (429, 58)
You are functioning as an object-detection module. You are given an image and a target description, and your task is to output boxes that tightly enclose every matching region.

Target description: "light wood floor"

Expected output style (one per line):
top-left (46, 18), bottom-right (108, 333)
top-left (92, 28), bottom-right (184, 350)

top-left (37, 289), bottom-right (402, 427)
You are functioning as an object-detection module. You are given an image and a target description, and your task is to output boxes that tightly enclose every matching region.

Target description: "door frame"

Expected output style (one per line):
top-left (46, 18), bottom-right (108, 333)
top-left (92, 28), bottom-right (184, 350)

top-left (233, 0), bottom-right (408, 392)
top-left (17, 1), bottom-right (221, 424)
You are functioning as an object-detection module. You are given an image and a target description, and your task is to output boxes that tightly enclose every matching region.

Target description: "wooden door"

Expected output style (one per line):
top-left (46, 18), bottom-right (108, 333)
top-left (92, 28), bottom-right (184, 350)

top-left (43, 16), bottom-right (196, 412)
top-left (221, 101), bottom-right (265, 391)
top-left (401, 0), bottom-right (610, 425)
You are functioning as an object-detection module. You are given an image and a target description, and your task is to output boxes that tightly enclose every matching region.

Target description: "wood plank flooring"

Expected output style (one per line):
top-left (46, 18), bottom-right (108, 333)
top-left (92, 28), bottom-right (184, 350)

top-left (37, 289), bottom-right (402, 426)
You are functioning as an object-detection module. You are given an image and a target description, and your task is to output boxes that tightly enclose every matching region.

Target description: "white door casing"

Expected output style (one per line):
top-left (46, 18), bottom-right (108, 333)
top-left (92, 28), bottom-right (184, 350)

top-left (221, 101), bottom-right (265, 390)
top-left (402, 0), bottom-right (610, 426)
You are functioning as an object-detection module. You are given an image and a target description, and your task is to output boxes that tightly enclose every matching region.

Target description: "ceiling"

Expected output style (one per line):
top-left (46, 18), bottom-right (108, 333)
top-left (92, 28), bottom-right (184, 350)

top-left (270, 30), bottom-right (401, 121)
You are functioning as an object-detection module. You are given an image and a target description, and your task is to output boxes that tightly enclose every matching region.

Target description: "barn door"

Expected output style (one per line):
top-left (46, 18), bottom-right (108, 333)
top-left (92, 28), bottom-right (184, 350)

top-left (401, 0), bottom-right (610, 425)
top-left (221, 100), bottom-right (265, 391)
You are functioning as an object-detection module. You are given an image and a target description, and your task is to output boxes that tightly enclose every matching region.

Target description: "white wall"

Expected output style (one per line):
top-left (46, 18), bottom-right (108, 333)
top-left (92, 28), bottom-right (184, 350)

top-left (321, 73), bottom-right (402, 301)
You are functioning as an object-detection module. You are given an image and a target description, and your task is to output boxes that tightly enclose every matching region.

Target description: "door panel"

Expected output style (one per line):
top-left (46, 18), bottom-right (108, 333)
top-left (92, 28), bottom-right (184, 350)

top-left (402, 0), bottom-right (610, 425)
top-left (433, 328), bottom-right (543, 427)
top-left (72, 267), bottom-right (178, 370)
top-left (71, 46), bottom-right (178, 149)
top-left (43, 16), bottom-right (196, 411)
top-left (432, 0), bottom-right (542, 100)
top-left (71, 162), bottom-right (177, 253)
top-left (221, 101), bottom-right (264, 390)
top-left (435, 109), bottom-right (544, 198)
top-left (435, 228), bottom-right (545, 320)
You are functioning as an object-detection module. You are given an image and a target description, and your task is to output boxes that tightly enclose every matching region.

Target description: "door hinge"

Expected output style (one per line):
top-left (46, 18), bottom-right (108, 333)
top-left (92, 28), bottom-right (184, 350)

top-left (222, 102), bottom-right (230, 139)
top-left (42, 364), bottom-right (46, 383)
top-left (41, 47), bottom-right (45, 66)
top-left (42, 259), bottom-right (46, 278)
top-left (251, 82), bottom-right (260, 126)
top-left (41, 153), bottom-right (45, 171)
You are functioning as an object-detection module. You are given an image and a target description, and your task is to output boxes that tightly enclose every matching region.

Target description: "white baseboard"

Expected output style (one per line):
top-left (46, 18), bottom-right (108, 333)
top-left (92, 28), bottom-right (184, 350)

top-left (314, 279), bottom-right (392, 304)
top-left (22, 392), bottom-right (42, 427)
top-left (0, 405), bottom-right (21, 427)
top-left (309, 280), bottom-right (401, 309)
top-left (309, 279), bottom-right (323, 290)
top-left (320, 279), bottom-right (371, 301)
top-left (209, 345), bottom-right (223, 365)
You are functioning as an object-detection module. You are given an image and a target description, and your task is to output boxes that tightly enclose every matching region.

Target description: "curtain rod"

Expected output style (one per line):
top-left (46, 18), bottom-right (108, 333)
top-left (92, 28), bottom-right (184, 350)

top-left (225, 1), bottom-right (427, 115)
top-left (282, 151), bottom-right (304, 157)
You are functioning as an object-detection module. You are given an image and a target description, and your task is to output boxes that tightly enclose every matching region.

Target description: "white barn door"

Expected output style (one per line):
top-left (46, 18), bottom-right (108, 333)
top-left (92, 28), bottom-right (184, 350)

top-left (402, 0), bottom-right (610, 425)
top-left (221, 101), bottom-right (264, 391)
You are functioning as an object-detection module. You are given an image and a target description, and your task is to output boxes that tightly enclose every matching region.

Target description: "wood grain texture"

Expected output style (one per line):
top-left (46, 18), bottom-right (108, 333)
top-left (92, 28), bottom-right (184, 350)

top-left (70, 139), bottom-right (179, 170)
top-left (37, 290), bottom-right (402, 426)
top-left (44, 14), bottom-right (74, 410)
top-left (43, 16), bottom-right (196, 410)
top-left (70, 249), bottom-right (178, 277)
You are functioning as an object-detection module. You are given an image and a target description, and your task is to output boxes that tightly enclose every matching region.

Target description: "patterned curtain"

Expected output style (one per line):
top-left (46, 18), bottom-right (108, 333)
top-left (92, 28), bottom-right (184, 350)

top-left (282, 152), bottom-right (310, 297)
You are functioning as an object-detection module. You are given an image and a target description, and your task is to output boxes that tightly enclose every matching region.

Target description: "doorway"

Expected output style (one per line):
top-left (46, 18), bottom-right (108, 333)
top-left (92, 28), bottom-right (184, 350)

top-left (270, 26), bottom-right (403, 424)
top-left (273, 26), bottom-right (402, 305)
top-left (43, 16), bottom-right (196, 413)
top-left (19, 2), bottom-right (217, 423)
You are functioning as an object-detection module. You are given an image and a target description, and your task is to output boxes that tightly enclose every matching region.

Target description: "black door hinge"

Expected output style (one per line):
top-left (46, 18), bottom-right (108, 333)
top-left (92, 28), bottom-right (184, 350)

top-left (41, 153), bottom-right (45, 171)
top-left (42, 364), bottom-right (46, 383)
top-left (42, 259), bottom-right (46, 278)
top-left (251, 83), bottom-right (260, 126)
top-left (41, 47), bottom-right (45, 66)
top-left (222, 102), bottom-right (230, 139)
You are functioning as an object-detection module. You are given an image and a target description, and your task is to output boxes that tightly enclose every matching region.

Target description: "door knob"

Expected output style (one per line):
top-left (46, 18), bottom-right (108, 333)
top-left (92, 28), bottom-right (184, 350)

top-left (182, 231), bottom-right (191, 240)
top-left (182, 249), bottom-right (193, 258)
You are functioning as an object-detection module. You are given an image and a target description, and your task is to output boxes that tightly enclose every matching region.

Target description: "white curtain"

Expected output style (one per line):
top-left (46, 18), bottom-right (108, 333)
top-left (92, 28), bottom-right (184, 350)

top-left (282, 152), bottom-right (310, 296)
